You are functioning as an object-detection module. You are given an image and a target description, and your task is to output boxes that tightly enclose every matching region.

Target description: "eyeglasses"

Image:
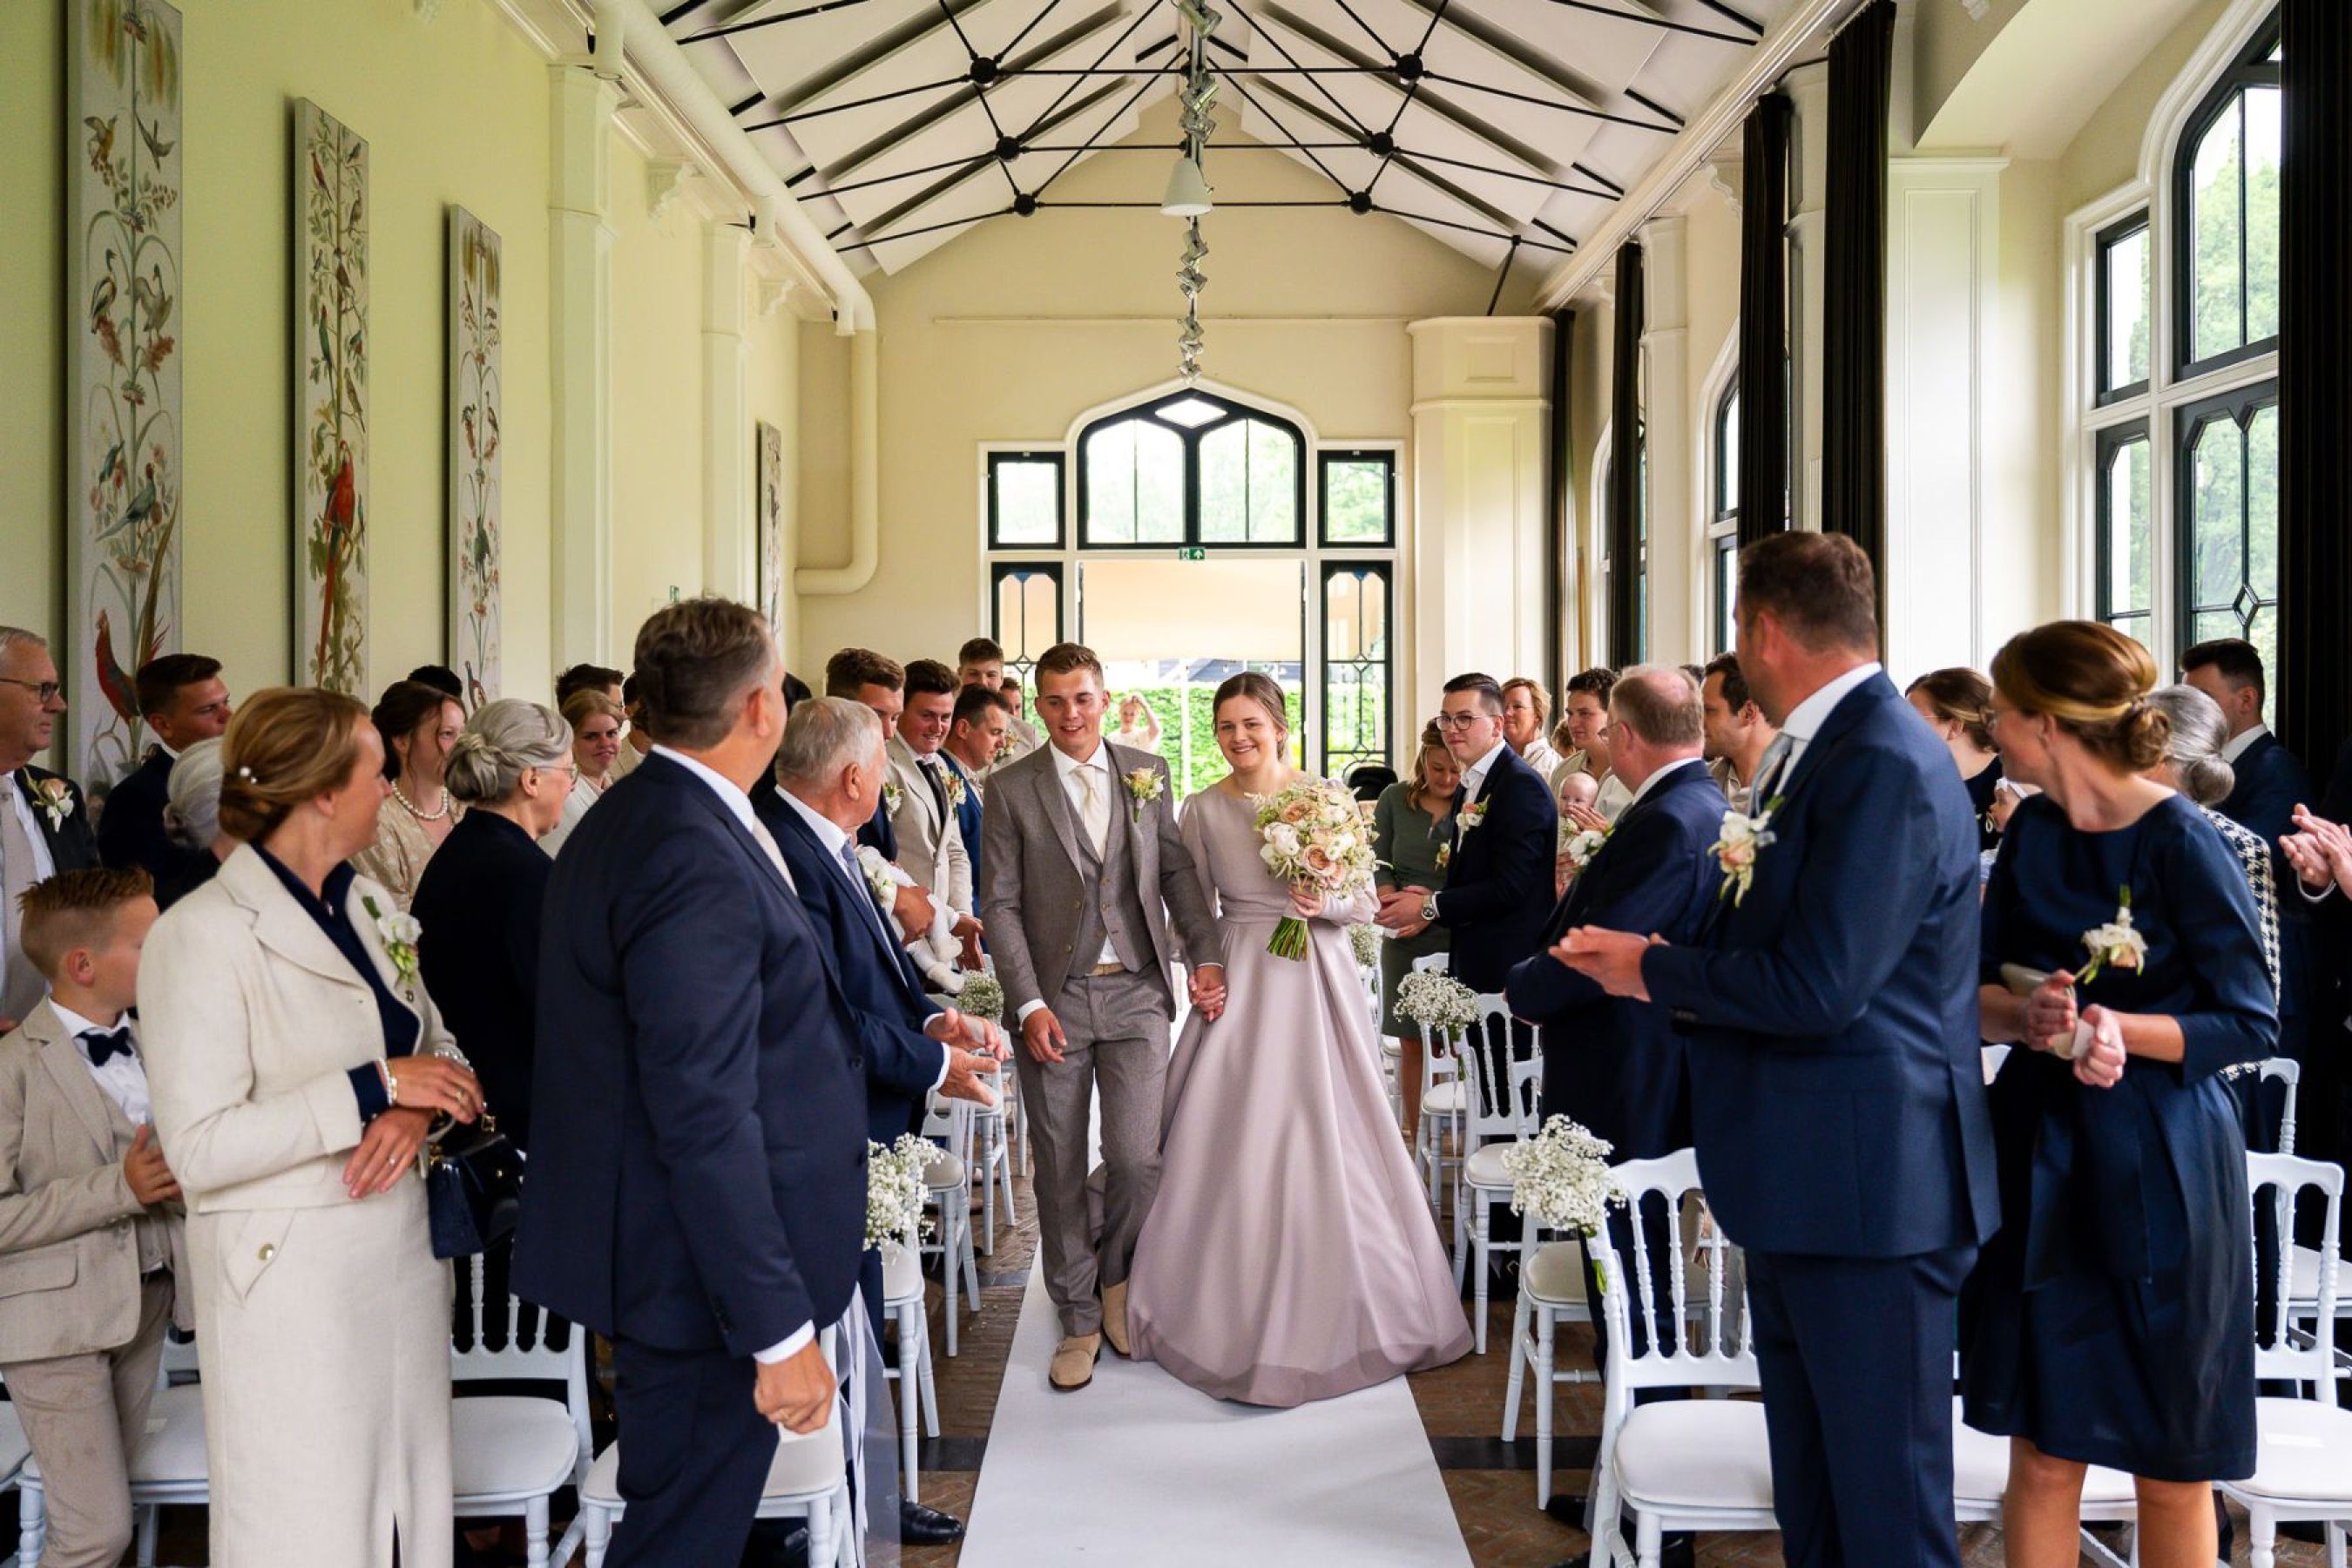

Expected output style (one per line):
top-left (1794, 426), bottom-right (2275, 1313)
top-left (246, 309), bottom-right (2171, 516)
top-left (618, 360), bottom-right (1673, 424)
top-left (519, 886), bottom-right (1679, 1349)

top-left (1433, 712), bottom-right (1489, 730)
top-left (0, 679), bottom-right (64, 704)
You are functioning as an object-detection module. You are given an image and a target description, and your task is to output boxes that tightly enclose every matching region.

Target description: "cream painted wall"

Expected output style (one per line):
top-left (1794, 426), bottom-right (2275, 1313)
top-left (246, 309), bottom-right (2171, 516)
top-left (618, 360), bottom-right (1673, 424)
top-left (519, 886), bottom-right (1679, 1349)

top-left (2, 0), bottom-right (800, 762)
top-left (787, 98), bottom-right (1532, 679)
top-left (2057, 0), bottom-right (2231, 211)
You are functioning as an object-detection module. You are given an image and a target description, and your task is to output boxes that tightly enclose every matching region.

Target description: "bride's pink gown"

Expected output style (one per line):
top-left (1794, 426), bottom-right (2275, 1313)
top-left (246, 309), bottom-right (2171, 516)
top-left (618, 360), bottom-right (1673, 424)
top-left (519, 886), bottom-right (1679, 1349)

top-left (1125, 786), bottom-right (1471, 1407)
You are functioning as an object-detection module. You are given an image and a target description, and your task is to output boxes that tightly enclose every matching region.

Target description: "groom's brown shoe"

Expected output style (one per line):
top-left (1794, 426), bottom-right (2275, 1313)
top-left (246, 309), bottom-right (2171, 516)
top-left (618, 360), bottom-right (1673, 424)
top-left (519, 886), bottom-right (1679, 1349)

top-left (1050, 1332), bottom-right (1101, 1391)
top-left (1099, 1281), bottom-right (1132, 1357)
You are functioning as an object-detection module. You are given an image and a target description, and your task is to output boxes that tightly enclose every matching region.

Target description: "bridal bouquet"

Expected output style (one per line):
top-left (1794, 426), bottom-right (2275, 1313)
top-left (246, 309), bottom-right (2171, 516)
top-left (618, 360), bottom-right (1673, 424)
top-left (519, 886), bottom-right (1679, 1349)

top-left (1396, 969), bottom-right (1479, 1035)
top-left (1501, 1115), bottom-right (1623, 1245)
top-left (865, 1133), bottom-right (932, 1251)
top-left (1253, 777), bottom-right (1377, 962)
top-left (957, 973), bottom-right (1005, 1023)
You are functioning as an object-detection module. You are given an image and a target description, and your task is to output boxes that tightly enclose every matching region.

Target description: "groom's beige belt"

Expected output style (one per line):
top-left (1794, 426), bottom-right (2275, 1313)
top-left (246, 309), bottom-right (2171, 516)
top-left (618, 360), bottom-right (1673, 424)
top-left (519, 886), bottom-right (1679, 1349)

top-left (1089, 961), bottom-right (1128, 977)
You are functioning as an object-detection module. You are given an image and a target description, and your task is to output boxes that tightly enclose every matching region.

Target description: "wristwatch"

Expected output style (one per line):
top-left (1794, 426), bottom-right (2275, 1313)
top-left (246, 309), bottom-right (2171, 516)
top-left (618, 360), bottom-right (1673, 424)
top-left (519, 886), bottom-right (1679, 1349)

top-left (1420, 895), bottom-right (1440, 923)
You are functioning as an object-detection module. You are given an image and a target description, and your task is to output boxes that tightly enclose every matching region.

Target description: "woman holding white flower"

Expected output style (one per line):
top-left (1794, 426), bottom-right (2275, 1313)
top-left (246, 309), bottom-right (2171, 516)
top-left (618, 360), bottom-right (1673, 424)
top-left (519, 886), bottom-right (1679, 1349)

top-left (1965, 622), bottom-right (2273, 1568)
top-left (1126, 673), bottom-right (1470, 1406)
top-left (139, 686), bottom-right (482, 1568)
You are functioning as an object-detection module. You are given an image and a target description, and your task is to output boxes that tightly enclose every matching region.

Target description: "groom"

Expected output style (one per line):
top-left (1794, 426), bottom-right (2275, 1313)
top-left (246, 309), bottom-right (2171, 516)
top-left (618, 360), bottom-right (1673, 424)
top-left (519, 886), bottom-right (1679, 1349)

top-left (980, 642), bottom-right (1225, 1393)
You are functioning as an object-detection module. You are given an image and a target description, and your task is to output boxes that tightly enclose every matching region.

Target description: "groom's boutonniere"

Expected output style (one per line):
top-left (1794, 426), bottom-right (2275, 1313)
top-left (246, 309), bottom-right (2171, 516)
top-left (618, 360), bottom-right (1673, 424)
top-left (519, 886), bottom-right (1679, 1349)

top-left (362, 896), bottom-right (423, 1001)
top-left (2075, 885), bottom-right (2148, 983)
top-left (942, 767), bottom-right (967, 811)
top-left (1709, 800), bottom-right (1783, 907)
top-left (30, 777), bottom-right (73, 832)
top-left (1457, 800), bottom-right (1489, 834)
top-left (1124, 767), bottom-right (1164, 823)
top-left (881, 779), bottom-right (903, 814)
top-left (855, 845), bottom-right (901, 912)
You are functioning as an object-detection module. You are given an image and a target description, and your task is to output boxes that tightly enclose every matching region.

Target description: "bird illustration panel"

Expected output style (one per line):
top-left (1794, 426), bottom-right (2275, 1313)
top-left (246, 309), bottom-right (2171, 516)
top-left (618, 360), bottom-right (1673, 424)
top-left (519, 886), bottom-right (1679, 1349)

top-left (67, 0), bottom-right (184, 784)
top-left (294, 98), bottom-right (368, 696)
top-left (757, 421), bottom-right (785, 637)
top-left (447, 206), bottom-right (500, 712)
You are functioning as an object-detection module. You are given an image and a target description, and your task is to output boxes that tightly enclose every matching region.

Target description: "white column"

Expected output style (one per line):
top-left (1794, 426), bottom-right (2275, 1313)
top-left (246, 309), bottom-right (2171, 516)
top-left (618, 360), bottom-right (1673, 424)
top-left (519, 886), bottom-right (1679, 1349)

top-left (702, 222), bottom-right (752, 601)
top-left (1638, 213), bottom-right (1693, 664)
top-left (1884, 157), bottom-right (2004, 676)
top-left (1784, 61), bottom-right (1830, 532)
top-left (1406, 316), bottom-right (1554, 714)
top-left (549, 64), bottom-right (619, 665)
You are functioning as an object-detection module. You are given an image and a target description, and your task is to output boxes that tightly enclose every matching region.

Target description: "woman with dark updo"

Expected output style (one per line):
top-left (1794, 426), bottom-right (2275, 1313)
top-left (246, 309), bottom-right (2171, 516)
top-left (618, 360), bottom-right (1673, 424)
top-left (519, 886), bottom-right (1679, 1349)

top-left (1963, 620), bottom-right (2273, 1568)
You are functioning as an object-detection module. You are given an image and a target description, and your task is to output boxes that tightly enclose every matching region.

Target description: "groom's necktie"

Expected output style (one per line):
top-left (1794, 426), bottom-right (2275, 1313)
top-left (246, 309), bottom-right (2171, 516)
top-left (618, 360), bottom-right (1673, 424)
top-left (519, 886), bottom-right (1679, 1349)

top-left (1074, 763), bottom-right (1110, 857)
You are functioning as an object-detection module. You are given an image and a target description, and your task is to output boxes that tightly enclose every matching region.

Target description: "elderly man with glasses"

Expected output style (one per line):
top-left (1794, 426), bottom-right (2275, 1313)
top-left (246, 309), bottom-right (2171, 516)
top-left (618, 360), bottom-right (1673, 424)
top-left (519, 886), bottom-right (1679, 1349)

top-left (0, 627), bottom-right (99, 1031)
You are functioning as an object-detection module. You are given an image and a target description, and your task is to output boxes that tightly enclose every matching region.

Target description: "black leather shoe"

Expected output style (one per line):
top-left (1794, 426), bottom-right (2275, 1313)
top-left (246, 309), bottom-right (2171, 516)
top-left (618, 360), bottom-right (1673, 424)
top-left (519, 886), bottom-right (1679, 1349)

top-left (901, 1499), bottom-right (967, 1544)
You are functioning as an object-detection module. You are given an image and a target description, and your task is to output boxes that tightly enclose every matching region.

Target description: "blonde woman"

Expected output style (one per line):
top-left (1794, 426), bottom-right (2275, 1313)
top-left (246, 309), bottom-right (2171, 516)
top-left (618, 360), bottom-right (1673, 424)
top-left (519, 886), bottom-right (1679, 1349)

top-left (1109, 692), bottom-right (1164, 754)
top-left (541, 688), bottom-right (625, 858)
top-left (139, 687), bottom-right (483, 1568)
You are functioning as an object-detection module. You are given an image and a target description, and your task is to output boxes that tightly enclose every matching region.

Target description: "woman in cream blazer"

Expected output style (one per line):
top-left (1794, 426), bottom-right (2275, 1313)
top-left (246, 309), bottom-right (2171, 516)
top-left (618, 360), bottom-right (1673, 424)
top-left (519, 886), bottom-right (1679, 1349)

top-left (139, 688), bottom-right (483, 1568)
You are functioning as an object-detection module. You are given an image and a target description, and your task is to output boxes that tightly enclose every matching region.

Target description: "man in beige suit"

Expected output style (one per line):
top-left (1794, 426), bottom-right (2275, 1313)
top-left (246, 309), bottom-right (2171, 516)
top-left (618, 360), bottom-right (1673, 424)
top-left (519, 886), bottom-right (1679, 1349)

top-left (0, 868), bottom-right (190, 1568)
top-left (888, 660), bottom-right (983, 990)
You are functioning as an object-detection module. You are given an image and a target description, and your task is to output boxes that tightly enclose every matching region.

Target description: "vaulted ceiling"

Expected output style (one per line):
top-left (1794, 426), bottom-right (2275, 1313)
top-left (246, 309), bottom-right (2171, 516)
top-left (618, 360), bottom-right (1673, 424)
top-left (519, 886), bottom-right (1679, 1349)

top-left (658, 0), bottom-right (1794, 277)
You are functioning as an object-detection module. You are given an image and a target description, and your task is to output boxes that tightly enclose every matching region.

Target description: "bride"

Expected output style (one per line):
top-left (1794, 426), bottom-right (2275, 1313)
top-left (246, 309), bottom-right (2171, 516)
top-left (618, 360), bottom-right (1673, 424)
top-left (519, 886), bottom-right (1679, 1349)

top-left (1125, 672), bottom-right (1471, 1407)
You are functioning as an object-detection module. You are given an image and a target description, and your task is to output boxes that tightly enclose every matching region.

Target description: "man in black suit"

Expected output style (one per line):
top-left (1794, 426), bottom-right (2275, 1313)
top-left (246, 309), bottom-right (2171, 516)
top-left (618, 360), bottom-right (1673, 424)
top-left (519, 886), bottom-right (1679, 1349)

top-left (1376, 671), bottom-right (1558, 991)
top-left (755, 694), bottom-right (1004, 1548)
top-left (0, 628), bottom-right (99, 1031)
top-left (515, 599), bottom-right (867, 1568)
top-left (1565, 535), bottom-right (1997, 1568)
top-left (96, 653), bottom-right (233, 885)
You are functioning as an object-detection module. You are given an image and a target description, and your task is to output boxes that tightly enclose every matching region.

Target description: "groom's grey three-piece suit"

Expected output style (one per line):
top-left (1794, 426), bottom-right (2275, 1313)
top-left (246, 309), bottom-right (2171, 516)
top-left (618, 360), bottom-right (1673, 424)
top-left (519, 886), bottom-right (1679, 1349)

top-left (979, 741), bottom-right (1222, 1337)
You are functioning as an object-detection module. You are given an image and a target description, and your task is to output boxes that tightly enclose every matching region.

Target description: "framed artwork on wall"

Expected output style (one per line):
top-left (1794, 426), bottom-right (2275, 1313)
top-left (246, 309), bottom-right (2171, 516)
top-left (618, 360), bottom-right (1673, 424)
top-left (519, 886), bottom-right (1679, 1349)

top-left (67, 0), bottom-right (184, 783)
top-left (293, 98), bottom-right (368, 695)
top-left (756, 420), bottom-right (785, 636)
top-left (448, 206), bottom-right (501, 710)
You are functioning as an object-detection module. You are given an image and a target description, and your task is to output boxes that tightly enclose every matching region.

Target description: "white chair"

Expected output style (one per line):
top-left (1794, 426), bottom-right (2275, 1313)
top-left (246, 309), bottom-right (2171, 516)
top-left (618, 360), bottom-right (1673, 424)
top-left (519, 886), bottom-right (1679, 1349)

top-left (567, 1335), bottom-right (855, 1568)
top-left (18, 1340), bottom-right (204, 1568)
top-left (2224, 1151), bottom-right (2350, 1568)
top-left (971, 1094), bottom-right (1018, 1255)
top-left (2252, 1058), bottom-right (2349, 1349)
top-left (922, 1093), bottom-right (983, 1355)
top-left (1585, 1149), bottom-right (1776, 1568)
top-left (1409, 955), bottom-right (1463, 1214)
top-left (1499, 1233), bottom-right (1598, 1505)
top-left (1453, 997), bottom-right (1541, 1352)
top-left (881, 1238), bottom-right (940, 1504)
top-left (449, 1276), bottom-right (594, 1568)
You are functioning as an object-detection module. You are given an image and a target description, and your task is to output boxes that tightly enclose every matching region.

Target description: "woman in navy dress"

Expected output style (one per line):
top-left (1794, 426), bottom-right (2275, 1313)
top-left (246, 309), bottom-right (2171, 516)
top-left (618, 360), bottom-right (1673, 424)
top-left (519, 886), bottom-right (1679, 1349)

top-left (1965, 621), bottom-right (2273, 1568)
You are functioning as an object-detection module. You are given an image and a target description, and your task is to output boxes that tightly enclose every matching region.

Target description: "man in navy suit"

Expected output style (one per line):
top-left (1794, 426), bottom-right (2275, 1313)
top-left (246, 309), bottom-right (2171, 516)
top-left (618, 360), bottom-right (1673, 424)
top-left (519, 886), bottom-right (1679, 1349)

top-left (755, 693), bottom-right (1004, 1548)
top-left (516, 600), bottom-right (868, 1568)
top-left (1565, 534), bottom-right (1998, 1568)
top-left (940, 684), bottom-right (1004, 898)
top-left (1377, 672), bottom-right (1557, 994)
top-left (94, 653), bottom-right (233, 884)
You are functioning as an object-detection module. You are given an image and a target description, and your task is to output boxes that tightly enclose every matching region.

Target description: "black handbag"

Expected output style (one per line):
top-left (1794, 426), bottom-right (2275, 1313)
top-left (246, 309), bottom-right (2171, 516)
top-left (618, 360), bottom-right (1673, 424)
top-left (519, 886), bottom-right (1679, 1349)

top-left (426, 1115), bottom-right (524, 1260)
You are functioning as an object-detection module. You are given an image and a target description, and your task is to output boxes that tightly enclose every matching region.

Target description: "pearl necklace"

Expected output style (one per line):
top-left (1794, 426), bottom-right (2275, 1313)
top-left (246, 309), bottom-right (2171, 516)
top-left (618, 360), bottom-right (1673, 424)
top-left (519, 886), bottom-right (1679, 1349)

top-left (391, 781), bottom-right (451, 822)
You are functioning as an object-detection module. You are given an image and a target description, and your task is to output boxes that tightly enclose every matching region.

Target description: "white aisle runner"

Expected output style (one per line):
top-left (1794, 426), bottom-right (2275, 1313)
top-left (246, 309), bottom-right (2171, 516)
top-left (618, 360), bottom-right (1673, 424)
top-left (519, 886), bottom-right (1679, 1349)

top-left (956, 1265), bottom-right (1473, 1566)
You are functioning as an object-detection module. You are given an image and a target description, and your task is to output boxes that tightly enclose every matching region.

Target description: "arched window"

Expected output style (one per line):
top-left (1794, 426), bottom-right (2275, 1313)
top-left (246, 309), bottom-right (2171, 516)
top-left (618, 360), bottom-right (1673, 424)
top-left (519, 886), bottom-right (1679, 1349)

top-left (1076, 390), bottom-right (1306, 548)
top-left (1709, 382), bottom-right (1740, 655)
top-left (2079, 6), bottom-right (2280, 713)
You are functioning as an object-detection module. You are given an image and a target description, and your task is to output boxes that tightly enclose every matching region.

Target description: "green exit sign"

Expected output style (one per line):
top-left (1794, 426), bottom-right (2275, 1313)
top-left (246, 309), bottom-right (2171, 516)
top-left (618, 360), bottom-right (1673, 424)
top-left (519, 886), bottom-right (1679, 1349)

top-left (1177, 547), bottom-right (1207, 561)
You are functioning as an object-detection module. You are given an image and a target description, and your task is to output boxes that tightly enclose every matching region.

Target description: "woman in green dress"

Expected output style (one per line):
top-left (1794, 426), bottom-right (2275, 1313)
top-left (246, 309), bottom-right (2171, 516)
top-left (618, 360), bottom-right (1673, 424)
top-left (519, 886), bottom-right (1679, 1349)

top-left (1372, 721), bottom-right (1458, 1134)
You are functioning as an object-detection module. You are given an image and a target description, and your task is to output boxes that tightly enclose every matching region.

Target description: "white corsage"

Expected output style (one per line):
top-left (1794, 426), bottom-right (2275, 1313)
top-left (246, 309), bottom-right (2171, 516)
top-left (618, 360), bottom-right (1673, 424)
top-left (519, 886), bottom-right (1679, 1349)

top-left (1124, 767), bottom-right (1164, 823)
top-left (855, 845), bottom-right (900, 913)
top-left (362, 896), bottom-right (422, 998)
top-left (1709, 799), bottom-right (1781, 906)
top-left (1457, 800), bottom-right (1489, 834)
top-left (2075, 886), bottom-right (2148, 984)
top-left (942, 767), bottom-right (968, 811)
top-left (31, 778), bottom-right (73, 832)
top-left (1436, 841), bottom-right (1453, 871)
top-left (1560, 823), bottom-right (1610, 870)
top-left (882, 779), bottom-right (903, 814)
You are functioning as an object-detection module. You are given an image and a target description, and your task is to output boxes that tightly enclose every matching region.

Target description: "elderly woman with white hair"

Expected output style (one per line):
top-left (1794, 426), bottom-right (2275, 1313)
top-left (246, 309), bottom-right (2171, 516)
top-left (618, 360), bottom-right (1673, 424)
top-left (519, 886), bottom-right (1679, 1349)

top-left (2144, 682), bottom-right (2280, 999)
top-left (410, 698), bottom-right (572, 1153)
top-left (156, 735), bottom-right (233, 909)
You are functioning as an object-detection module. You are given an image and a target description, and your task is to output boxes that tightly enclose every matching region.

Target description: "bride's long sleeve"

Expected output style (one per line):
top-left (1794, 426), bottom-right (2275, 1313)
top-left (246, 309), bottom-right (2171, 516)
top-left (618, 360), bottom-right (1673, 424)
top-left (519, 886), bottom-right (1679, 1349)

top-left (1321, 882), bottom-right (1382, 927)
top-left (1169, 793), bottom-right (1221, 968)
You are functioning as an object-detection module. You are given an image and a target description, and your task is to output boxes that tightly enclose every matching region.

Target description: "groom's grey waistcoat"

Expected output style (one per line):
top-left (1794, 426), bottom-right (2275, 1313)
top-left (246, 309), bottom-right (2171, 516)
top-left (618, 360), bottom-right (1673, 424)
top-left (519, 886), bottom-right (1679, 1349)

top-left (979, 742), bottom-right (1220, 1019)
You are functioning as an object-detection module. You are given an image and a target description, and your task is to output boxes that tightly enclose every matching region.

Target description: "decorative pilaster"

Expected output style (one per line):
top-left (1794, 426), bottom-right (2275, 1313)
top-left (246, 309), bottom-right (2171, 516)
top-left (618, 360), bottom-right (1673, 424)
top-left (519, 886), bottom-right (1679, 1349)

top-left (1638, 213), bottom-right (1693, 665)
top-left (702, 222), bottom-right (752, 601)
top-left (1784, 61), bottom-right (1830, 531)
top-left (549, 64), bottom-right (619, 664)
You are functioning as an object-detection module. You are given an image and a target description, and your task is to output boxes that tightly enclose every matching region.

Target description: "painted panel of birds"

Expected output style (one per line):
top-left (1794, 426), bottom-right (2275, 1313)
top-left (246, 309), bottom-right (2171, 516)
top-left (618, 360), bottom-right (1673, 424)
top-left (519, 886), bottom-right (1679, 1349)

top-left (294, 98), bottom-right (369, 698)
top-left (69, 0), bottom-right (184, 785)
top-left (449, 206), bottom-right (502, 713)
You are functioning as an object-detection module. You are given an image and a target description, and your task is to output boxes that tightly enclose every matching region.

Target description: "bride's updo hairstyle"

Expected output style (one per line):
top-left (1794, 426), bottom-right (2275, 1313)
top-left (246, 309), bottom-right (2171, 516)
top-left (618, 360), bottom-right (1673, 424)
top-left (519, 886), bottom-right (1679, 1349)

top-left (217, 686), bottom-right (372, 842)
top-left (1211, 671), bottom-right (1290, 747)
top-left (1988, 620), bottom-right (2170, 774)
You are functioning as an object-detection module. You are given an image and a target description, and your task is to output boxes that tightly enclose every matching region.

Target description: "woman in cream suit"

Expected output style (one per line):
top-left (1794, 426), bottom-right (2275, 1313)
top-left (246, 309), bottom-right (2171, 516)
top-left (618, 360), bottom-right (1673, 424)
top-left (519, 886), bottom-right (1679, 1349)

top-left (138, 687), bottom-right (484, 1568)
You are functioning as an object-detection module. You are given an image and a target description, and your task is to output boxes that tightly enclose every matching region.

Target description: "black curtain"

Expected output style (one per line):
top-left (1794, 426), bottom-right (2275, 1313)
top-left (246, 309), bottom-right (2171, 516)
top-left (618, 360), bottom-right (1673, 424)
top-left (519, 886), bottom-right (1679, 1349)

top-left (1546, 307), bottom-right (1575, 697)
top-left (1736, 92), bottom-right (1794, 551)
top-left (2278, 0), bottom-right (2352, 780)
top-left (1821, 0), bottom-right (1894, 602)
top-left (1606, 243), bottom-right (1644, 669)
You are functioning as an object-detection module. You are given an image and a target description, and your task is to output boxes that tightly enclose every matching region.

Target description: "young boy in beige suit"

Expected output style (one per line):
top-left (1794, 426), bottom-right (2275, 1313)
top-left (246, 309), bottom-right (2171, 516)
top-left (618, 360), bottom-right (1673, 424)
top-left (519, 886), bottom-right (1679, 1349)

top-left (0, 867), bottom-right (189, 1568)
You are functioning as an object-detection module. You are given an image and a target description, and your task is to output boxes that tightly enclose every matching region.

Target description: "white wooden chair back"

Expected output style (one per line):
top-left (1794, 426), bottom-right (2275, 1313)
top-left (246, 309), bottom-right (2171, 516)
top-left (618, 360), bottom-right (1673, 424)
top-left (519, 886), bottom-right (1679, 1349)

top-left (2254, 1056), bottom-right (2301, 1153)
top-left (922, 1092), bottom-right (973, 1167)
top-left (1590, 1149), bottom-right (1759, 1413)
top-left (449, 1283), bottom-right (593, 1490)
top-left (1407, 954), bottom-right (1461, 1099)
top-left (2247, 1151), bottom-right (2341, 1384)
top-left (1462, 997), bottom-right (1541, 1147)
